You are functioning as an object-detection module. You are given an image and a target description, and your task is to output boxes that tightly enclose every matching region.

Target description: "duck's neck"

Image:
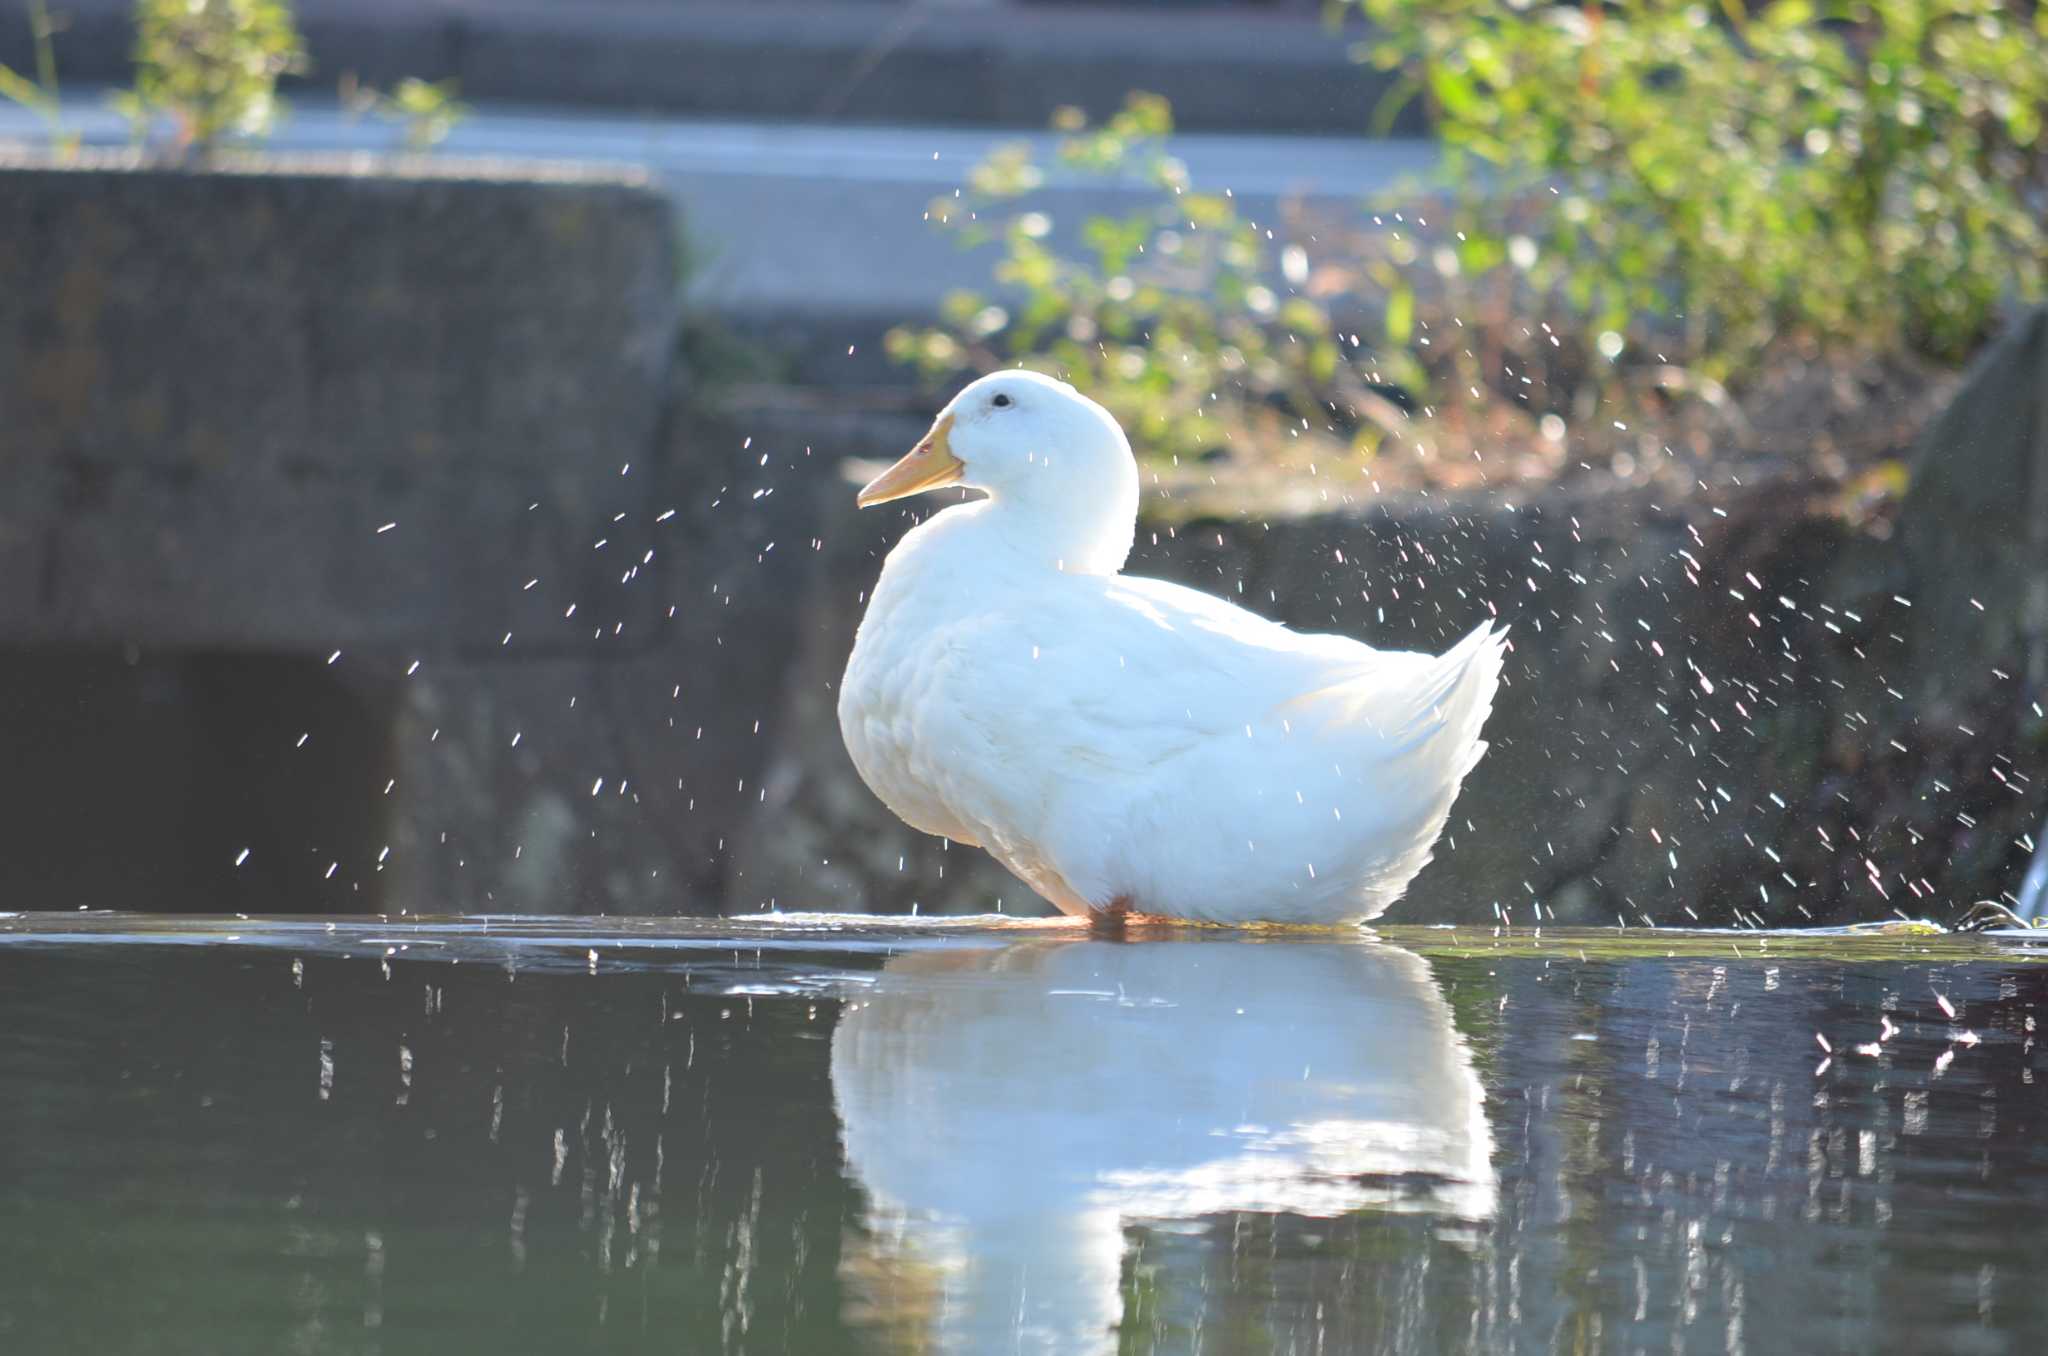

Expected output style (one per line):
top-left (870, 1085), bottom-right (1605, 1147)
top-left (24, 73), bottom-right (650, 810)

top-left (970, 473), bottom-right (1139, 577)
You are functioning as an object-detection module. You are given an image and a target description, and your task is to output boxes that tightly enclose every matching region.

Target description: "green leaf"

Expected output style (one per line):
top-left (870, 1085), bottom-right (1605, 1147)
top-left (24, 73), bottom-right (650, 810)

top-left (1428, 65), bottom-right (1483, 120)
top-left (0, 65), bottom-right (48, 111)
top-left (1384, 284), bottom-right (1415, 345)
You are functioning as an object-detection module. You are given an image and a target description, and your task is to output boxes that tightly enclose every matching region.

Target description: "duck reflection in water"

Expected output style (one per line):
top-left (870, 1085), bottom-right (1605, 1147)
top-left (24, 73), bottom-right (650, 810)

top-left (830, 934), bottom-right (1495, 1353)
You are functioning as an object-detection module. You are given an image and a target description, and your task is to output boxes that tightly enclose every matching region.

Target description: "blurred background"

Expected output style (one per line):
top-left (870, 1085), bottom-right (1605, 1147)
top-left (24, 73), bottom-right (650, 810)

top-left (1, 0), bottom-right (2044, 925)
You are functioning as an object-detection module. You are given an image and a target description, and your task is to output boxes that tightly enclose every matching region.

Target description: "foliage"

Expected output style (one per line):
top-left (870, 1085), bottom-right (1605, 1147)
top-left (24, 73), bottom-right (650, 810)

top-left (1350, 0), bottom-right (2048, 372)
top-left (341, 74), bottom-right (470, 153)
top-left (887, 95), bottom-right (1368, 466)
top-left (382, 76), bottom-right (467, 152)
top-left (0, 0), bottom-right (78, 158)
top-left (120, 0), bottom-right (307, 157)
top-left (897, 5), bottom-right (2048, 475)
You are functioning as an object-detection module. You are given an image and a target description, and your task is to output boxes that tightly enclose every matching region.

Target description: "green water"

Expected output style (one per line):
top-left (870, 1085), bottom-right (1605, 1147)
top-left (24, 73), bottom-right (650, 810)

top-left (2, 914), bottom-right (2045, 1354)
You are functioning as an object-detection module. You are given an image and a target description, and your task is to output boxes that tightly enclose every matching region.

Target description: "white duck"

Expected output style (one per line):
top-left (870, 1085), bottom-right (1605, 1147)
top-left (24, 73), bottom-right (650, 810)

top-left (837, 370), bottom-right (1505, 925)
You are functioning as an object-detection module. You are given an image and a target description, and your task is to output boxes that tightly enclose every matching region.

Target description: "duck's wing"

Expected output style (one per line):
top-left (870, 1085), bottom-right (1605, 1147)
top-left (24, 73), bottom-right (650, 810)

top-left (947, 573), bottom-right (1439, 778)
top-left (1093, 573), bottom-right (1446, 732)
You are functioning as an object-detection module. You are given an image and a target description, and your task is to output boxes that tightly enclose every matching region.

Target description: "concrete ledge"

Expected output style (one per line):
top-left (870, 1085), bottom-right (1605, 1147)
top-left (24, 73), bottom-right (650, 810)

top-left (0, 159), bottom-right (679, 652)
top-left (0, 1), bottom-right (1402, 134)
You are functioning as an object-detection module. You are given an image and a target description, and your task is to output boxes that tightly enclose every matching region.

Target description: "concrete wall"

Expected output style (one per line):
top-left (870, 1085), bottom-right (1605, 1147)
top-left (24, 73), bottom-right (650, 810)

top-left (0, 157), bottom-right (678, 652)
top-left (0, 157), bottom-right (685, 912)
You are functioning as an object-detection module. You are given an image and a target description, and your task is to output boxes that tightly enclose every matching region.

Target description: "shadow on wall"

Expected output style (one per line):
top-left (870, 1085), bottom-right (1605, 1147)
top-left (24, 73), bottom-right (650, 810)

top-left (1, 650), bottom-right (397, 911)
top-left (0, 161), bottom-right (685, 913)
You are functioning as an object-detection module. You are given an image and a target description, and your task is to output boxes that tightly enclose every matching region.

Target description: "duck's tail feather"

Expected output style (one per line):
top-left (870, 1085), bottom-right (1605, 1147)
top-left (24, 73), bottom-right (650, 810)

top-left (1390, 620), bottom-right (1506, 757)
top-left (1306, 619), bottom-right (1504, 755)
top-left (1327, 620), bottom-right (1507, 919)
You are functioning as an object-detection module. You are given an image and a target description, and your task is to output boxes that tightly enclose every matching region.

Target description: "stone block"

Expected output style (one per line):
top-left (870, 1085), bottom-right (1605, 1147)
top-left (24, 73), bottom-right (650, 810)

top-left (0, 159), bottom-right (679, 654)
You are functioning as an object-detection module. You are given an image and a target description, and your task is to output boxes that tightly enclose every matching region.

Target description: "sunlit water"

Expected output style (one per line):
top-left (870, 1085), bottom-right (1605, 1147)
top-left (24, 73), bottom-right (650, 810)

top-left (2, 913), bottom-right (2045, 1354)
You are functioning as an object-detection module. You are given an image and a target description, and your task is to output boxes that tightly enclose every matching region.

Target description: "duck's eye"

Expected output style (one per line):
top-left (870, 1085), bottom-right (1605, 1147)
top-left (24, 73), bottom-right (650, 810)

top-left (991, 393), bottom-right (1012, 408)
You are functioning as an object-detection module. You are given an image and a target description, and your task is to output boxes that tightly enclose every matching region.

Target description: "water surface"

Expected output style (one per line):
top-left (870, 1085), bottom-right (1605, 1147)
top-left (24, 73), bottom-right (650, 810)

top-left (2, 913), bottom-right (2044, 1353)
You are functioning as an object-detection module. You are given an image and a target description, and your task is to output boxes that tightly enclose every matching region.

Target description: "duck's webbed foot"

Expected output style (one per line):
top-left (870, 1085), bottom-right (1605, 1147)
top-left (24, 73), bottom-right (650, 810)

top-left (1087, 895), bottom-right (1184, 933)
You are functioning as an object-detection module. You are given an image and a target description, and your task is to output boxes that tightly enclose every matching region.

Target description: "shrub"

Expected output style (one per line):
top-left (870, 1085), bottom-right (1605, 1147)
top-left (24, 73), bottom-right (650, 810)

top-left (895, 5), bottom-right (2048, 475)
top-left (341, 74), bottom-right (471, 154)
top-left (1353, 0), bottom-right (2048, 371)
top-left (122, 0), bottom-right (307, 157)
top-left (887, 96), bottom-right (1366, 468)
top-left (0, 1), bottom-right (78, 158)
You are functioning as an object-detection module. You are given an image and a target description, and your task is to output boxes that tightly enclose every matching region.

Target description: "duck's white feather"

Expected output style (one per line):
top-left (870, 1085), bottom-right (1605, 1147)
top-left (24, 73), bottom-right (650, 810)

top-left (838, 371), bottom-right (1503, 924)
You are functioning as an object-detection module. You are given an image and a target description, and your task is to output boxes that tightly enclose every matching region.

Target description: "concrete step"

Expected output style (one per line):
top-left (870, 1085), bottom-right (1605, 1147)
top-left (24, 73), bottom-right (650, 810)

top-left (0, 0), bottom-right (1405, 135)
top-left (0, 98), bottom-right (1436, 382)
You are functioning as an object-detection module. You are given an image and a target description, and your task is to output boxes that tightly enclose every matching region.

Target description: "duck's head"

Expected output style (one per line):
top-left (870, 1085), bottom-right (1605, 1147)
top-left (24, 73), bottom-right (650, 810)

top-left (856, 370), bottom-right (1140, 572)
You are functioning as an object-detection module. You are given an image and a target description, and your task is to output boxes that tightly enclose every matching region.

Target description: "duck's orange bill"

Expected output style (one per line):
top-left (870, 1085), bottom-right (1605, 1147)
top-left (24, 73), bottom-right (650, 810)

top-left (856, 414), bottom-right (964, 507)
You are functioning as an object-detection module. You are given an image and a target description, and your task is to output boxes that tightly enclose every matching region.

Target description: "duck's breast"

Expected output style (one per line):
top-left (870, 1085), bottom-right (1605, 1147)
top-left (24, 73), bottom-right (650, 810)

top-left (838, 579), bottom-right (987, 847)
